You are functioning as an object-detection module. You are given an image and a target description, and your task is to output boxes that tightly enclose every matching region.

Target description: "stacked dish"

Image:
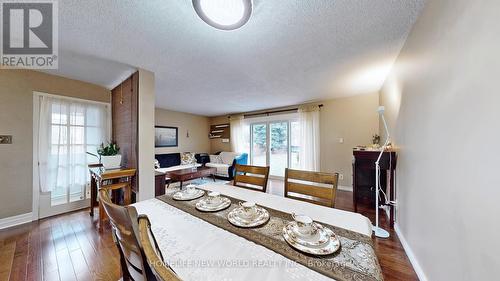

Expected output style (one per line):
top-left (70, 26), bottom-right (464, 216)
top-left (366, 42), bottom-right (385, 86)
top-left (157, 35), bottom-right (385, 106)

top-left (173, 184), bottom-right (205, 201)
top-left (227, 201), bottom-right (270, 228)
top-left (283, 214), bottom-right (340, 255)
top-left (195, 191), bottom-right (231, 212)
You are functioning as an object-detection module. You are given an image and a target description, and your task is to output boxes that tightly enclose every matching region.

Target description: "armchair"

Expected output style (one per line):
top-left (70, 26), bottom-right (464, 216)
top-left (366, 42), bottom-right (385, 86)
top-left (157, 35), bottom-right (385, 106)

top-left (228, 153), bottom-right (248, 179)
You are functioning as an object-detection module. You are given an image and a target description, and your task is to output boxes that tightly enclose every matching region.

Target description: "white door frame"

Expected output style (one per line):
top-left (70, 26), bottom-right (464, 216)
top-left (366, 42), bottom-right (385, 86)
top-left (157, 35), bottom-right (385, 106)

top-left (32, 91), bottom-right (111, 220)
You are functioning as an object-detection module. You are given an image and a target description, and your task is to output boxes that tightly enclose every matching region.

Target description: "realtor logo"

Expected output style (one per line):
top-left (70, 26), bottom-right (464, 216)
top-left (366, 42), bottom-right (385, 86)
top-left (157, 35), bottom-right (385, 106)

top-left (1, 0), bottom-right (58, 69)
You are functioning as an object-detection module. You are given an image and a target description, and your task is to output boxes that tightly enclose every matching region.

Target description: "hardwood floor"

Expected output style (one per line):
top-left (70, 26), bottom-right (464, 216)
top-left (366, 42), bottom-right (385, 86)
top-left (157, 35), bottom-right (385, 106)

top-left (0, 182), bottom-right (418, 281)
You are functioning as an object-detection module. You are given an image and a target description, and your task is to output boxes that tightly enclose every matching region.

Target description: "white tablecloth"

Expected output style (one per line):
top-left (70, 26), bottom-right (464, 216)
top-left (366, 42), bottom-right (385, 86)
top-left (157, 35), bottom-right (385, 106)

top-left (133, 183), bottom-right (372, 281)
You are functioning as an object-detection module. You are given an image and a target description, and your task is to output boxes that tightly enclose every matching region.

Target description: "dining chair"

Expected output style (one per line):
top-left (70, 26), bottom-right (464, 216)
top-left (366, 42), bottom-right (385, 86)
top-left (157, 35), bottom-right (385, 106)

top-left (233, 164), bottom-right (270, 192)
top-left (99, 189), bottom-right (169, 281)
top-left (98, 181), bottom-right (131, 232)
top-left (284, 168), bottom-right (339, 208)
top-left (138, 215), bottom-right (181, 281)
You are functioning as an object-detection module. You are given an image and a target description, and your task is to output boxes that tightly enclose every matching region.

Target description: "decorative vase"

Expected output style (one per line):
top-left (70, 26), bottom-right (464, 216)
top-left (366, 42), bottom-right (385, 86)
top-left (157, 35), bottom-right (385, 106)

top-left (100, 155), bottom-right (122, 169)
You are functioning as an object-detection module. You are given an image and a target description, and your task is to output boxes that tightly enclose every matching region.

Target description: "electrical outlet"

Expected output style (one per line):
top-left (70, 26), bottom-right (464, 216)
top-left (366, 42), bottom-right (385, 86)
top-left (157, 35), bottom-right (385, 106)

top-left (338, 173), bottom-right (344, 180)
top-left (0, 135), bottom-right (12, 144)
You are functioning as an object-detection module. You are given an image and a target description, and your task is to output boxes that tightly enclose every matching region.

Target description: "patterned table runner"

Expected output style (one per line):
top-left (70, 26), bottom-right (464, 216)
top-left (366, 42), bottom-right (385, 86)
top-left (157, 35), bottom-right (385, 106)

top-left (157, 188), bottom-right (383, 281)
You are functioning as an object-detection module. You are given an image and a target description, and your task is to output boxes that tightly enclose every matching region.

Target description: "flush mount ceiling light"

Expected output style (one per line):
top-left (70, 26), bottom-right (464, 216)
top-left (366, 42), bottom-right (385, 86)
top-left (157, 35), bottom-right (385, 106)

top-left (193, 0), bottom-right (252, 30)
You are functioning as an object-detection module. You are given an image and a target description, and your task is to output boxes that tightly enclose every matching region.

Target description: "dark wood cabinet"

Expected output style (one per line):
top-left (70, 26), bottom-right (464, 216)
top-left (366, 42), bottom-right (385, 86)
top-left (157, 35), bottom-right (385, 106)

top-left (155, 171), bottom-right (166, 197)
top-left (352, 150), bottom-right (397, 227)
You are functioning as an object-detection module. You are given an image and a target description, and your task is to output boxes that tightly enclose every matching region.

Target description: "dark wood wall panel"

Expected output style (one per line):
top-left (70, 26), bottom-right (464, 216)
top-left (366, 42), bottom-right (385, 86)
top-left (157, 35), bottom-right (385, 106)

top-left (111, 72), bottom-right (139, 193)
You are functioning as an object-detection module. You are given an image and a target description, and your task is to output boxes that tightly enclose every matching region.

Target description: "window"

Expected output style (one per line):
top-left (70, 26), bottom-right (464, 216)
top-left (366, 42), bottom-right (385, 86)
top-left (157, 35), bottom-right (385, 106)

top-left (251, 123), bottom-right (267, 167)
top-left (269, 121), bottom-right (288, 177)
top-left (38, 95), bottom-right (109, 206)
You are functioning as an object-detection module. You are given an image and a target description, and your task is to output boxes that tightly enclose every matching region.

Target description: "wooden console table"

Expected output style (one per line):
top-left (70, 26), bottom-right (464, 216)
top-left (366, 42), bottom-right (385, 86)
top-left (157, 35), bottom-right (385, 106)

top-left (352, 150), bottom-right (397, 227)
top-left (89, 165), bottom-right (136, 230)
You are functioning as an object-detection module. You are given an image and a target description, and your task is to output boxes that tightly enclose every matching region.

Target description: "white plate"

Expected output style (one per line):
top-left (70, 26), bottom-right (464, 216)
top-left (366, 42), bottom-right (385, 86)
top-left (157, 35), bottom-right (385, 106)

top-left (172, 189), bottom-right (205, 201)
top-left (227, 206), bottom-right (270, 228)
top-left (287, 222), bottom-right (331, 247)
top-left (195, 197), bottom-right (231, 212)
top-left (283, 222), bottom-right (341, 255)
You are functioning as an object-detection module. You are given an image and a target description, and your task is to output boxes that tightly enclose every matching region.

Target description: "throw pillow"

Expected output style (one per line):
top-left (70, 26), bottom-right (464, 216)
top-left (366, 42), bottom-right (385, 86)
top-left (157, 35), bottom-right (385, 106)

top-left (181, 152), bottom-right (196, 165)
top-left (209, 154), bottom-right (223, 164)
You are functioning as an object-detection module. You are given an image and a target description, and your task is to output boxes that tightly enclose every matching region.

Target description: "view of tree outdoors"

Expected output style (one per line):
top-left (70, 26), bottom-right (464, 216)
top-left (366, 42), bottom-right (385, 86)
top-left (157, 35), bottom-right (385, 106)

top-left (251, 124), bottom-right (267, 167)
top-left (250, 120), bottom-right (300, 177)
top-left (270, 122), bottom-right (288, 176)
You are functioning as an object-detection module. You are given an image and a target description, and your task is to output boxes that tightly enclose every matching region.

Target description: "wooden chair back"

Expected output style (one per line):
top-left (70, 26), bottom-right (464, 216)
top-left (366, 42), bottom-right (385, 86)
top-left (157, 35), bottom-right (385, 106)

top-left (138, 215), bottom-right (181, 281)
top-left (233, 164), bottom-right (270, 192)
top-left (284, 168), bottom-right (339, 208)
top-left (99, 189), bottom-right (155, 281)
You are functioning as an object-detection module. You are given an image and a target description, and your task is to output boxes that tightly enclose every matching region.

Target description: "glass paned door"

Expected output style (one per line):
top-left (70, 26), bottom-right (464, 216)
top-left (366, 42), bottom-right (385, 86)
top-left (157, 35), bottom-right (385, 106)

top-left (249, 117), bottom-right (300, 179)
top-left (251, 123), bottom-right (267, 167)
top-left (35, 93), bottom-right (109, 219)
top-left (269, 122), bottom-right (288, 177)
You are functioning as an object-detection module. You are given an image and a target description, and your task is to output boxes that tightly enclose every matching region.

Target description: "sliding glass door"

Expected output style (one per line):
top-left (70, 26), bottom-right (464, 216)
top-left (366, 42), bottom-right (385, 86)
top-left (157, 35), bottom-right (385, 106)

top-left (269, 122), bottom-right (288, 177)
top-left (250, 118), bottom-right (297, 178)
top-left (251, 123), bottom-right (267, 167)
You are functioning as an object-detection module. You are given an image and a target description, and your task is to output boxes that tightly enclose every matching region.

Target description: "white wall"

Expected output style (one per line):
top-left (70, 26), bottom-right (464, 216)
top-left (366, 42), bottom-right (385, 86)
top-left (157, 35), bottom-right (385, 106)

top-left (137, 69), bottom-right (156, 201)
top-left (155, 108), bottom-right (210, 154)
top-left (379, 1), bottom-right (500, 280)
top-left (320, 93), bottom-right (379, 187)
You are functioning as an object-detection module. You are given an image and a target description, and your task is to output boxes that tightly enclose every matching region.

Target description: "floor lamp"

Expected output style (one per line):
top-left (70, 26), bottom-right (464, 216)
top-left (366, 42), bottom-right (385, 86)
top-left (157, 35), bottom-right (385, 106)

top-left (373, 106), bottom-right (390, 238)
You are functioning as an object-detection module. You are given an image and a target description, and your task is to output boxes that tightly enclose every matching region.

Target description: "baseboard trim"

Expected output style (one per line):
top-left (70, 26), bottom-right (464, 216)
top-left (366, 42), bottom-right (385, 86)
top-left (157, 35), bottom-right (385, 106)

top-left (337, 185), bottom-right (353, 192)
top-left (394, 223), bottom-right (428, 281)
top-left (0, 212), bottom-right (33, 230)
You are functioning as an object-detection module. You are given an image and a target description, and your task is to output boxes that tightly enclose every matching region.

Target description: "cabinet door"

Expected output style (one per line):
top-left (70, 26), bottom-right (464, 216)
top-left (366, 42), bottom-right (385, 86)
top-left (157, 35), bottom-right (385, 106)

top-left (155, 174), bottom-right (166, 196)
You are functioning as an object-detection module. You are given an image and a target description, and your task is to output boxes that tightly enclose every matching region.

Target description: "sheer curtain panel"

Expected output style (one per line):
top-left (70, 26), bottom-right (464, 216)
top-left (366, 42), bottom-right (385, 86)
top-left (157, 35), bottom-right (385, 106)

top-left (298, 105), bottom-right (320, 171)
top-left (37, 95), bottom-right (109, 202)
top-left (230, 114), bottom-right (246, 153)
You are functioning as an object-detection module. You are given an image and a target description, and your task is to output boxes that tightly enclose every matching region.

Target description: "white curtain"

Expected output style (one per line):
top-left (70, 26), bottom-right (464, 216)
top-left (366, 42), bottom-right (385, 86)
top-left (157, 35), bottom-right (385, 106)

top-left (38, 95), bottom-right (109, 195)
top-left (230, 114), bottom-right (246, 153)
top-left (298, 105), bottom-right (320, 171)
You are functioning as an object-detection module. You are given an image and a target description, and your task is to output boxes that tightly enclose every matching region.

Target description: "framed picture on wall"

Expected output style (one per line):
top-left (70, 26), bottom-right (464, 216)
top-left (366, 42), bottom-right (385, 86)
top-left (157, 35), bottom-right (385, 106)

top-left (155, 126), bottom-right (178, 147)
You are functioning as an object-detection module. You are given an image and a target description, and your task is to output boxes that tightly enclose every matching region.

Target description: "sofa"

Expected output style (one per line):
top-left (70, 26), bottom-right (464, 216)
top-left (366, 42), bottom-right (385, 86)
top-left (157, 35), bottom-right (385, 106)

top-left (205, 151), bottom-right (248, 180)
top-left (155, 152), bottom-right (202, 173)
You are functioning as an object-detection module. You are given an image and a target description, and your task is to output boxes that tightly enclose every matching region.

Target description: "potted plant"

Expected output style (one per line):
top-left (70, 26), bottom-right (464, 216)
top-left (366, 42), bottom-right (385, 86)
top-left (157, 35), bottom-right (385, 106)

top-left (97, 142), bottom-right (121, 169)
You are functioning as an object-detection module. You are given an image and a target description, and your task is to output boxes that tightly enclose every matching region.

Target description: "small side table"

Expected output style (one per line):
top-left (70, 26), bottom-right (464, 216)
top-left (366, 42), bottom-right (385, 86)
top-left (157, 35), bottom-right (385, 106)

top-left (89, 165), bottom-right (136, 231)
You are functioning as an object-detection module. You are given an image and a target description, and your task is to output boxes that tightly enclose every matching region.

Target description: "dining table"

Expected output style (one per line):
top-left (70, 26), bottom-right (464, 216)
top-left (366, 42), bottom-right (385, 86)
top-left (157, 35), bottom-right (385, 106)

top-left (133, 182), bottom-right (380, 281)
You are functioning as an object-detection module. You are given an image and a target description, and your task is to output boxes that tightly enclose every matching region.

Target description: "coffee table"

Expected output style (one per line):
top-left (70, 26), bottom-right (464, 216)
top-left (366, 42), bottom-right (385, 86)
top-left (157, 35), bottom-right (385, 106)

top-left (165, 166), bottom-right (217, 189)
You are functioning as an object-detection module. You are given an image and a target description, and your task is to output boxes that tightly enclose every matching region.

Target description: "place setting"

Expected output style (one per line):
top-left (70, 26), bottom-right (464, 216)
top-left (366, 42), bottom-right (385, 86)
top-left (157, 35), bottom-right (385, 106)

top-left (282, 213), bottom-right (341, 256)
top-left (195, 191), bottom-right (232, 212)
top-left (172, 184), bottom-right (205, 201)
top-left (227, 201), bottom-right (270, 228)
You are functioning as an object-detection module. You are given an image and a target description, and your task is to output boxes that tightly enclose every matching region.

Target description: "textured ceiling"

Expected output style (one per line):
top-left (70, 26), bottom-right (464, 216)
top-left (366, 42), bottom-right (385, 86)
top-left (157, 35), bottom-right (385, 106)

top-left (44, 0), bottom-right (425, 116)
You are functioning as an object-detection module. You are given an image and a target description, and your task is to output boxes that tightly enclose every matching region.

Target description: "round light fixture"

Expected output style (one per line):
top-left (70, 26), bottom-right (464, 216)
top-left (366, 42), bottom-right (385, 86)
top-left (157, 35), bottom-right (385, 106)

top-left (193, 0), bottom-right (252, 30)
